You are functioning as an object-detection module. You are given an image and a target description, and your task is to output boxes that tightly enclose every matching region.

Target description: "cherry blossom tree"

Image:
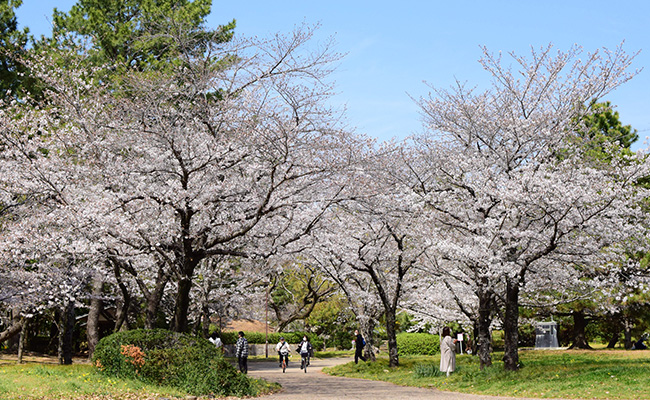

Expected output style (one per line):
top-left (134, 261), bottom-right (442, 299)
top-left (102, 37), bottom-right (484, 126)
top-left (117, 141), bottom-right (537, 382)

top-left (304, 145), bottom-right (428, 367)
top-left (0, 23), bottom-right (363, 336)
top-left (409, 43), bottom-right (650, 370)
top-left (313, 255), bottom-right (384, 361)
top-left (189, 257), bottom-right (261, 336)
top-left (406, 268), bottom-right (482, 344)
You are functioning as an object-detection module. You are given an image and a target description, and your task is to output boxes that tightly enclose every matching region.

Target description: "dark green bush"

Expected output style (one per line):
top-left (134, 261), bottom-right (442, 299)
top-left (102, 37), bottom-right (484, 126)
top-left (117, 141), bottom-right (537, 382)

top-left (518, 323), bottom-right (536, 347)
top-left (220, 331), bottom-right (239, 345)
top-left (92, 329), bottom-right (253, 397)
top-left (396, 333), bottom-right (440, 355)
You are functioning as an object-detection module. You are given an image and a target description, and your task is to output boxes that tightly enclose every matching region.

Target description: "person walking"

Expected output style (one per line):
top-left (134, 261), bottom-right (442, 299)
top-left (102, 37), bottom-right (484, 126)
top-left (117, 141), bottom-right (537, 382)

top-left (275, 336), bottom-right (290, 370)
top-left (354, 329), bottom-right (367, 364)
top-left (440, 326), bottom-right (457, 376)
top-left (235, 331), bottom-right (249, 374)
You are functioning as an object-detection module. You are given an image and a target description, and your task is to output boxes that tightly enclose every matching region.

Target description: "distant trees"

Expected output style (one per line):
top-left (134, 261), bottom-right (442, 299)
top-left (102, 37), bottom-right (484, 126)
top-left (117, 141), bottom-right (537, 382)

top-left (302, 145), bottom-right (428, 368)
top-left (268, 263), bottom-right (338, 333)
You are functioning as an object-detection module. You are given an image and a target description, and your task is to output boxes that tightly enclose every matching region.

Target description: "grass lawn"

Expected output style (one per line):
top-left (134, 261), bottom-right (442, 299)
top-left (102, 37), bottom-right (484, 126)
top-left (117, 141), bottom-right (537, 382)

top-left (0, 362), bottom-right (185, 400)
top-left (324, 349), bottom-right (650, 399)
top-left (0, 356), bottom-right (278, 400)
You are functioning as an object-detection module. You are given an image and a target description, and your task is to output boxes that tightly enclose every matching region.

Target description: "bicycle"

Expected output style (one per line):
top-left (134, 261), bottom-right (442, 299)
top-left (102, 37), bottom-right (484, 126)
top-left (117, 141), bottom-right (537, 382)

top-left (279, 352), bottom-right (289, 373)
top-left (300, 353), bottom-right (309, 373)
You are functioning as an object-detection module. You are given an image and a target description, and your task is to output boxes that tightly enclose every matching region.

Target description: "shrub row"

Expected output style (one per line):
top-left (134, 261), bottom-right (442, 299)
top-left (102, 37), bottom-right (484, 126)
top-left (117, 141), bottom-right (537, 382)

top-left (396, 332), bottom-right (441, 356)
top-left (92, 329), bottom-right (253, 397)
top-left (219, 331), bottom-right (324, 350)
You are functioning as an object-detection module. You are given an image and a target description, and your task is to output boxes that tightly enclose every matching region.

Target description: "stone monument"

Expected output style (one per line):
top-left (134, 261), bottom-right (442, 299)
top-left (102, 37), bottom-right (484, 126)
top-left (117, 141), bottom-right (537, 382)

top-left (535, 321), bottom-right (559, 348)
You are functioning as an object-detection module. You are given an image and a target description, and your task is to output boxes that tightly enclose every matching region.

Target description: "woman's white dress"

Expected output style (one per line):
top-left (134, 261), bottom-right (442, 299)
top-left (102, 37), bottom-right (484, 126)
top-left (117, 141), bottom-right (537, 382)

top-left (440, 335), bottom-right (456, 373)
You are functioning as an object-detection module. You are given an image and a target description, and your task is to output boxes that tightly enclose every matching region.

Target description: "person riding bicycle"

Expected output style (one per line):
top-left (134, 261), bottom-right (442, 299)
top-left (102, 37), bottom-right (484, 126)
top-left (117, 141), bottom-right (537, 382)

top-left (275, 337), bottom-right (290, 368)
top-left (296, 335), bottom-right (313, 369)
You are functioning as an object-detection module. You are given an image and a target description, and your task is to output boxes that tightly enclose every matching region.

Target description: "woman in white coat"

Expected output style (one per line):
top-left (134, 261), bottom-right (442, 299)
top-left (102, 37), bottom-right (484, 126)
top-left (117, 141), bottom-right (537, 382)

top-left (439, 327), bottom-right (457, 376)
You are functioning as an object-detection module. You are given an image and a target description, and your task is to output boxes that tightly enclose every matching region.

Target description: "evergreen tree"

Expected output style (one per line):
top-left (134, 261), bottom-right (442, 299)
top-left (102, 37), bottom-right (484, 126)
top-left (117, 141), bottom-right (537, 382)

top-left (0, 0), bottom-right (33, 101)
top-left (51, 0), bottom-right (235, 72)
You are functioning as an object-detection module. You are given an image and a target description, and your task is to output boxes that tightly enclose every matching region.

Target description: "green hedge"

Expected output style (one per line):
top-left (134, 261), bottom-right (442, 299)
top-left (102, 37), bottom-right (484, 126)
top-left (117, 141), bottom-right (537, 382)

top-left (92, 329), bottom-right (253, 397)
top-left (396, 333), bottom-right (440, 355)
top-left (220, 331), bottom-right (324, 350)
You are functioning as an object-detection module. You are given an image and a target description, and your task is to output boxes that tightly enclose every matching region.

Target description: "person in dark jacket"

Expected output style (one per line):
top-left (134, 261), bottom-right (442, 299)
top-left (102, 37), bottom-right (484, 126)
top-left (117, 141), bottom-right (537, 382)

top-left (354, 329), bottom-right (366, 364)
top-left (235, 331), bottom-right (249, 373)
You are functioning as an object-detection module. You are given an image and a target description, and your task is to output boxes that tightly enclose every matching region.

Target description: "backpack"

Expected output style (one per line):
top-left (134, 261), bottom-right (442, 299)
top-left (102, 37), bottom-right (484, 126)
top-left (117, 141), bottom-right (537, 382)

top-left (362, 338), bottom-right (366, 346)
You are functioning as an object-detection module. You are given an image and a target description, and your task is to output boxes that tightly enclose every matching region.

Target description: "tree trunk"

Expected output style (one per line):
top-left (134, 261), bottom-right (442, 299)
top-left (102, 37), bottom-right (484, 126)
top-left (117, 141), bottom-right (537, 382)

top-left (86, 273), bottom-right (104, 359)
top-left (568, 311), bottom-right (592, 349)
top-left (471, 322), bottom-right (479, 357)
top-left (362, 319), bottom-right (377, 362)
top-left (385, 308), bottom-right (399, 367)
top-left (476, 288), bottom-right (493, 370)
top-left (201, 298), bottom-right (211, 338)
top-left (502, 278), bottom-right (520, 371)
top-left (17, 318), bottom-right (28, 364)
top-left (113, 264), bottom-right (131, 332)
top-left (61, 301), bottom-right (75, 365)
top-left (0, 314), bottom-right (25, 344)
top-left (607, 329), bottom-right (620, 349)
top-left (172, 275), bottom-right (194, 333)
top-left (144, 266), bottom-right (170, 329)
top-left (624, 318), bottom-right (633, 350)
top-left (57, 308), bottom-right (64, 364)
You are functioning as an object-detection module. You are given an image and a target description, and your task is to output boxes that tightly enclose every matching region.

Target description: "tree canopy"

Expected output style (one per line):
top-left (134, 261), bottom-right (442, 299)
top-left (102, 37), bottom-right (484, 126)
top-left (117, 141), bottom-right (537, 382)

top-left (51, 0), bottom-right (234, 72)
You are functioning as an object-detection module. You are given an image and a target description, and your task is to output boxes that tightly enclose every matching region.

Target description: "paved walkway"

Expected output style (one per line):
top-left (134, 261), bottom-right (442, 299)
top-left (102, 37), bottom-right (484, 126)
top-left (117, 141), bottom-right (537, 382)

top-left (248, 358), bottom-right (556, 400)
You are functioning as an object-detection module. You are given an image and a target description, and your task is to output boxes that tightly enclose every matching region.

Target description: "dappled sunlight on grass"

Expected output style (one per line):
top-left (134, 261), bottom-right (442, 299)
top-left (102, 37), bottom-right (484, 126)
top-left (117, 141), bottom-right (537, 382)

top-left (325, 350), bottom-right (650, 399)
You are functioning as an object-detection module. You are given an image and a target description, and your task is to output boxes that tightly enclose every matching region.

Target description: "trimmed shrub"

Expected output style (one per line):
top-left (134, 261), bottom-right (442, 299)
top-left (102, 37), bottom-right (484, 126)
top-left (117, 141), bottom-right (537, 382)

top-left (396, 333), bottom-right (440, 356)
top-left (92, 329), bottom-right (252, 397)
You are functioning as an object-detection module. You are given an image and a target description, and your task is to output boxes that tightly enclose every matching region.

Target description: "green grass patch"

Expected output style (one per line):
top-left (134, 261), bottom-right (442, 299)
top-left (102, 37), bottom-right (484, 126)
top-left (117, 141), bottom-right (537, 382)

top-left (0, 362), bottom-right (184, 399)
top-left (324, 349), bottom-right (650, 399)
top-left (314, 350), bottom-right (354, 358)
top-left (0, 362), bottom-right (279, 400)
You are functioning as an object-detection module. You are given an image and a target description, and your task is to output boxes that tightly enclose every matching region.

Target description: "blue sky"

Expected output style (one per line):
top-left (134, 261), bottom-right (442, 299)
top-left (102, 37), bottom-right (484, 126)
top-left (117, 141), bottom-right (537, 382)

top-left (16, 1), bottom-right (650, 150)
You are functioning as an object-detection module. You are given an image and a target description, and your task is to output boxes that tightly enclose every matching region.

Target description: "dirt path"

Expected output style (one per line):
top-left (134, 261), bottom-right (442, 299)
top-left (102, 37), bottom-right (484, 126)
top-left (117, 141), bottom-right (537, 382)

top-left (248, 357), bottom-right (556, 400)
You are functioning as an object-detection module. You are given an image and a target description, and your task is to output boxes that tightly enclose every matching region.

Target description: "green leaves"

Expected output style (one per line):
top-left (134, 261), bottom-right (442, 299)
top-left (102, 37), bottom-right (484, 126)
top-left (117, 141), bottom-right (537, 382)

top-left (0, 0), bottom-right (34, 101)
top-left (52, 0), bottom-right (235, 74)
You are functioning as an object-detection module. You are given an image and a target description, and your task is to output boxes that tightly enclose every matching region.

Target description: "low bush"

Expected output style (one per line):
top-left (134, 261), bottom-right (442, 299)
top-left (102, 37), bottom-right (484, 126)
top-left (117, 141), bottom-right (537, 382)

top-left (92, 329), bottom-right (253, 397)
top-left (413, 362), bottom-right (444, 377)
top-left (397, 333), bottom-right (440, 355)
